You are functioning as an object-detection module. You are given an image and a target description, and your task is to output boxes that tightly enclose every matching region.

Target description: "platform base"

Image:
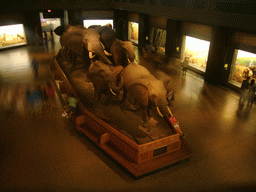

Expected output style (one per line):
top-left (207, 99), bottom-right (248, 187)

top-left (94, 135), bottom-right (192, 177)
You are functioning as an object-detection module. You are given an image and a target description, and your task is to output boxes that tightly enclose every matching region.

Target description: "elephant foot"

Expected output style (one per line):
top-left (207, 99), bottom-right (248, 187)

top-left (142, 118), bottom-right (158, 132)
top-left (142, 122), bottom-right (151, 132)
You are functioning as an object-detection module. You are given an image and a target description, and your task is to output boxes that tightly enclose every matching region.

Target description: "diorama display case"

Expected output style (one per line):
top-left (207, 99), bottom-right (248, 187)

top-left (50, 57), bottom-right (193, 177)
top-left (0, 24), bottom-right (27, 49)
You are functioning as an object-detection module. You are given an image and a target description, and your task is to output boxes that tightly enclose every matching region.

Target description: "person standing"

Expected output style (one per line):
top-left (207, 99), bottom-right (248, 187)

top-left (62, 94), bottom-right (78, 118)
top-left (31, 57), bottom-right (39, 78)
top-left (166, 89), bottom-right (175, 105)
top-left (182, 57), bottom-right (189, 75)
top-left (239, 77), bottom-right (250, 105)
top-left (247, 79), bottom-right (255, 107)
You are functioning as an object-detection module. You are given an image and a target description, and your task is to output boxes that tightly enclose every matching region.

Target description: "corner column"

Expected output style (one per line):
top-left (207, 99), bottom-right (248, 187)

top-left (205, 27), bottom-right (232, 84)
top-left (138, 13), bottom-right (149, 49)
top-left (165, 19), bottom-right (182, 58)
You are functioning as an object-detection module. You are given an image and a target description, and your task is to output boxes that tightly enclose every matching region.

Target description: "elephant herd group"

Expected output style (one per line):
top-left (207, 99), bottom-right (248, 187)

top-left (54, 24), bottom-right (173, 130)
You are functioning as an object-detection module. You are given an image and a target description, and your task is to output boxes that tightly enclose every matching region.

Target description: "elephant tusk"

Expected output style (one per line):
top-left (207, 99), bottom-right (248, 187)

top-left (110, 88), bottom-right (117, 96)
top-left (135, 57), bottom-right (138, 63)
top-left (89, 52), bottom-right (95, 59)
top-left (127, 58), bottom-right (131, 63)
top-left (156, 107), bottom-right (164, 117)
top-left (167, 106), bottom-right (174, 117)
top-left (104, 50), bottom-right (112, 56)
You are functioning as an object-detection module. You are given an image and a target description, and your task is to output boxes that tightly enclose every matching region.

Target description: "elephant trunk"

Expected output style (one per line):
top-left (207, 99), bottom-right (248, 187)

top-left (156, 98), bottom-right (171, 117)
top-left (109, 73), bottom-right (124, 92)
top-left (88, 41), bottom-right (112, 65)
top-left (108, 65), bottom-right (124, 93)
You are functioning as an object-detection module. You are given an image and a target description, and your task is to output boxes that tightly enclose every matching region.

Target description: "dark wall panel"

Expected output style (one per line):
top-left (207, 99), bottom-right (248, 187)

top-left (181, 22), bottom-right (212, 41)
top-left (127, 12), bottom-right (139, 23)
top-left (149, 16), bottom-right (167, 30)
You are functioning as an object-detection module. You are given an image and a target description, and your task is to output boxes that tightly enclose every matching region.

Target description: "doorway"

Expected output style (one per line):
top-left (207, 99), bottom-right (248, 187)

top-left (39, 12), bottom-right (61, 47)
top-left (128, 21), bottom-right (139, 44)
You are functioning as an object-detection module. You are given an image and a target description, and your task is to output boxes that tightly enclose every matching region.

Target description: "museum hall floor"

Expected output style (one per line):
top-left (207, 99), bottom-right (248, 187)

top-left (0, 43), bottom-right (255, 192)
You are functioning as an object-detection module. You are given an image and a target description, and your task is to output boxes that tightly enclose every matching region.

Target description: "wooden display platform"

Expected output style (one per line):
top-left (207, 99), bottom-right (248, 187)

top-left (50, 57), bottom-right (193, 177)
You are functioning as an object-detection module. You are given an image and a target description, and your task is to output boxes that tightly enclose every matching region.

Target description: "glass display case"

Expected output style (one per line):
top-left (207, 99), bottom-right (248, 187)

top-left (150, 27), bottom-right (166, 54)
top-left (83, 19), bottom-right (113, 28)
top-left (128, 21), bottom-right (138, 44)
top-left (229, 49), bottom-right (256, 87)
top-left (0, 24), bottom-right (27, 49)
top-left (183, 36), bottom-right (210, 73)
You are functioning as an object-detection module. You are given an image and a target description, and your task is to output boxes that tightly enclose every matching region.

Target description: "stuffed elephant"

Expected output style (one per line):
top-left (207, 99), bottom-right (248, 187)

top-left (116, 62), bottom-right (171, 130)
top-left (110, 39), bottom-right (136, 68)
top-left (88, 60), bottom-right (124, 103)
top-left (55, 25), bottom-right (136, 69)
top-left (55, 25), bottom-right (113, 69)
top-left (59, 31), bottom-right (90, 68)
top-left (94, 26), bottom-right (136, 67)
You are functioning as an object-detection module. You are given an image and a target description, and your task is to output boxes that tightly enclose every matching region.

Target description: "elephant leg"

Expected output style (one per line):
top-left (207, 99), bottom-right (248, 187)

top-left (141, 109), bottom-right (151, 131)
top-left (127, 84), bottom-right (151, 130)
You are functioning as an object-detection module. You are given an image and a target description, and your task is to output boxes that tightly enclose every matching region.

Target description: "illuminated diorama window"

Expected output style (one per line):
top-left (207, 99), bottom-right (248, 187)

top-left (83, 20), bottom-right (113, 28)
top-left (183, 36), bottom-right (210, 73)
top-left (229, 49), bottom-right (256, 87)
top-left (150, 28), bottom-right (166, 54)
top-left (128, 21), bottom-right (138, 44)
top-left (0, 24), bottom-right (27, 49)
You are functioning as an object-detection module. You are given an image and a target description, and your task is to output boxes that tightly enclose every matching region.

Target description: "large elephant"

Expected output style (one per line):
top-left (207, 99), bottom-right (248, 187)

top-left (87, 60), bottom-right (124, 103)
top-left (110, 39), bottom-right (136, 68)
top-left (95, 25), bottom-right (136, 67)
top-left (117, 62), bottom-right (171, 130)
top-left (55, 25), bottom-right (113, 68)
top-left (59, 31), bottom-right (90, 68)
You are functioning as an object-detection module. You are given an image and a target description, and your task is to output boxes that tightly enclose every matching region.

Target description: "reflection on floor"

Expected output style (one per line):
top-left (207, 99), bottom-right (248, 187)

top-left (0, 44), bottom-right (256, 191)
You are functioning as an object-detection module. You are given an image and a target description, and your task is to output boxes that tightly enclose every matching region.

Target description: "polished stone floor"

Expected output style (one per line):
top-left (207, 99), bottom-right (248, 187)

top-left (0, 43), bottom-right (255, 192)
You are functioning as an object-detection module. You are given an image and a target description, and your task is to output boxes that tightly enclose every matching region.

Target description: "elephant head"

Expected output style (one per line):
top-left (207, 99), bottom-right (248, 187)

top-left (109, 39), bottom-right (136, 68)
top-left (83, 28), bottom-right (113, 65)
top-left (92, 26), bottom-right (136, 67)
top-left (88, 61), bottom-right (124, 103)
top-left (59, 30), bottom-right (90, 69)
top-left (120, 40), bottom-right (136, 63)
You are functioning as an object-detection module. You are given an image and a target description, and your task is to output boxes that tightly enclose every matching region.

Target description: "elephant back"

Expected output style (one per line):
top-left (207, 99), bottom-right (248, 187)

top-left (60, 33), bottom-right (84, 54)
top-left (123, 63), bottom-right (153, 86)
top-left (123, 63), bottom-right (166, 99)
top-left (66, 25), bottom-right (85, 36)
